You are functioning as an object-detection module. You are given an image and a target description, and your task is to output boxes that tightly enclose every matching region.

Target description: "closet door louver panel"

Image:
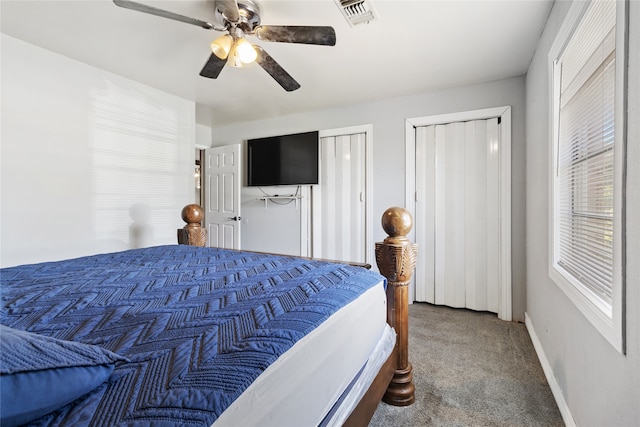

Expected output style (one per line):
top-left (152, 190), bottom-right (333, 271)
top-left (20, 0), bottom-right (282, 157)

top-left (316, 133), bottom-right (366, 263)
top-left (415, 118), bottom-right (501, 313)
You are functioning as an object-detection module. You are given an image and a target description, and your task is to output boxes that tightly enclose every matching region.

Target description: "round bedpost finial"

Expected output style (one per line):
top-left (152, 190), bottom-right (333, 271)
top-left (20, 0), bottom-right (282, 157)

top-left (181, 204), bottom-right (204, 229)
top-left (177, 204), bottom-right (207, 246)
top-left (381, 207), bottom-right (412, 244)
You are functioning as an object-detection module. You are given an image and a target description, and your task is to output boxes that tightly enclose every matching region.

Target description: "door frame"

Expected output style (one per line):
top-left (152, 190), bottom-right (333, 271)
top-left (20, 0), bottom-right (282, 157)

top-left (195, 145), bottom-right (207, 207)
top-left (316, 124), bottom-right (373, 266)
top-left (404, 106), bottom-right (512, 320)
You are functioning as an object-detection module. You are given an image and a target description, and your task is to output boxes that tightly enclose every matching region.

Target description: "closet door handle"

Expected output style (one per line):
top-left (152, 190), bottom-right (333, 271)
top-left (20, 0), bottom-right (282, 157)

top-left (228, 216), bottom-right (241, 221)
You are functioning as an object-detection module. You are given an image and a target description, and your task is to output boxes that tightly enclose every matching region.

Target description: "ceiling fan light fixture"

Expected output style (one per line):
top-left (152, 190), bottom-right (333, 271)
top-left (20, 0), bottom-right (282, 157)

top-left (226, 44), bottom-right (244, 68)
top-left (236, 38), bottom-right (258, 64)
top-left (211, 34), bottom-right (233, 59)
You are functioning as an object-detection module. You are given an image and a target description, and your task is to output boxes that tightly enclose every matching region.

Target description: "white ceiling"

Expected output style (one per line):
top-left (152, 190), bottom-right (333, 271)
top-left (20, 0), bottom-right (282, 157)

top-left (1, 0), bottom-right (553, 127)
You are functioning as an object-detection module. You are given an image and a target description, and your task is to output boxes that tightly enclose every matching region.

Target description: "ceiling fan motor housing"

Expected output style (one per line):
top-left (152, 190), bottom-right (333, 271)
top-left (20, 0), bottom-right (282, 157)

top-left (215, 0), bottom-right (262, 32)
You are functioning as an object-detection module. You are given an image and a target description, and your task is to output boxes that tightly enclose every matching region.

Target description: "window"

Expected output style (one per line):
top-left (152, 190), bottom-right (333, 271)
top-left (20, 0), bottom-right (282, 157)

top-left (549, 0), bottom-right (626, 352)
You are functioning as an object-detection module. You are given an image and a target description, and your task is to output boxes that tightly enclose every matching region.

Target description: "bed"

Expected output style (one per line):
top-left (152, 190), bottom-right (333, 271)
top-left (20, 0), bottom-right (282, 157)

top-left (0, 244), bottom-right (397, 426)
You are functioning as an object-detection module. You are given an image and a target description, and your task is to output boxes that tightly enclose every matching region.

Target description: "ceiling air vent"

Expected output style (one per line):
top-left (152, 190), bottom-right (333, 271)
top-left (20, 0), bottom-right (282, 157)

top-left (335, 0), bottom-right (377, 26)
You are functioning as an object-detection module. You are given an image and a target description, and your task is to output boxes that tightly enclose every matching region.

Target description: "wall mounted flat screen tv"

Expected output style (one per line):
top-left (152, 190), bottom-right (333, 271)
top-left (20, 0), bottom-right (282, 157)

top-left (247, 131), bottom-right (319, 186)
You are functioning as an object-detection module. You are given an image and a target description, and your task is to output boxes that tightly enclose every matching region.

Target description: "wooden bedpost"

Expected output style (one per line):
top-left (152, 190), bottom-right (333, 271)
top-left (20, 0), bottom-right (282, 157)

top-left (177, 204), bottom-right (208, 247)
top-left (375, 207), bottom-right (417, 406)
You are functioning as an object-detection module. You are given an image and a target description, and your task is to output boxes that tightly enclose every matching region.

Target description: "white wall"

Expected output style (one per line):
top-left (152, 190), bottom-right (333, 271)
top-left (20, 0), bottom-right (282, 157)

top-left (241, 184), bottom-right (307, 256)
top-left (210, 76), bottom-right (528, 320)
top-left (0, 35), bottom-right (195, 267)
top-left (525, 1), bottom-right (640, 425)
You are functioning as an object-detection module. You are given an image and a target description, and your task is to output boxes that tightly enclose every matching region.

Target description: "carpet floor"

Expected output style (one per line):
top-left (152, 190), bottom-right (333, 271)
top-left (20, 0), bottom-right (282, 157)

top-left (369, 303), bottom-right (564, 427)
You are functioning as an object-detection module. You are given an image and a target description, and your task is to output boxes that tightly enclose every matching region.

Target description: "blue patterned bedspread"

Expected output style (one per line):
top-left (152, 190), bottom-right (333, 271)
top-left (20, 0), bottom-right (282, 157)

top-left (0, 245), bottom-right (385, 426)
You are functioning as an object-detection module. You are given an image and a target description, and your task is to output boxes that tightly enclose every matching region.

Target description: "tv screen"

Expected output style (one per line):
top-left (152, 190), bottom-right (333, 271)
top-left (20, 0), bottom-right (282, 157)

top-left (247, 131), bottom-right (319, 186)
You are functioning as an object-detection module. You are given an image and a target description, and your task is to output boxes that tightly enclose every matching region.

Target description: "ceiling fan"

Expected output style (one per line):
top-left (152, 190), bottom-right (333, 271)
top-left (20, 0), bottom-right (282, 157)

top-left (113, 0), bottom-right (337, 91)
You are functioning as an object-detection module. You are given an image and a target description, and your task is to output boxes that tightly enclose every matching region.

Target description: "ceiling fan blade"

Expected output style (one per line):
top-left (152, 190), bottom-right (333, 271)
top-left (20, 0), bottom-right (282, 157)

top-left (215, 0), bottom-right (240, 23)
top-left (113, 0), bottom-right (214, 29)
top-left (199, 53), bottom-right (226, 79)
top-left (254, 26), bottom-right (336, 46)
top-left (254, 46), bottom-right (300, 92)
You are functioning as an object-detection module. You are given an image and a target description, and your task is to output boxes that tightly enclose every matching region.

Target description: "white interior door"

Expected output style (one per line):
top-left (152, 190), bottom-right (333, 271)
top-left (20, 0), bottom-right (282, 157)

top-left (414, 118), bottom-right (502, 313)
top-left (312, 131), bottom-right (367, 263)
top-left (203, 144), bottom-right (241, 249)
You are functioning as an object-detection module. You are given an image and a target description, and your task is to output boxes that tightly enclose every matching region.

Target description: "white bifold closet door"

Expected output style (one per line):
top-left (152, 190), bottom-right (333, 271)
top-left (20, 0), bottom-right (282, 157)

top-left (414, 119), bottom-right (501, 313)
top-left (313, 133), bottom-right (366, 263)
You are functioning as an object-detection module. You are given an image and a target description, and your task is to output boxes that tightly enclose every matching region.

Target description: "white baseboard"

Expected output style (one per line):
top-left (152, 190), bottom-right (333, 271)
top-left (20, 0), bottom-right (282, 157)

top-left (525, 313), bottom-right (576, 427)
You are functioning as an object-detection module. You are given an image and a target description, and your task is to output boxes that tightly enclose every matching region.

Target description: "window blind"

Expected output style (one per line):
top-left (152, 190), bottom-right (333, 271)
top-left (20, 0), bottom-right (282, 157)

top-left (555, 0), bottom-right (616, 307)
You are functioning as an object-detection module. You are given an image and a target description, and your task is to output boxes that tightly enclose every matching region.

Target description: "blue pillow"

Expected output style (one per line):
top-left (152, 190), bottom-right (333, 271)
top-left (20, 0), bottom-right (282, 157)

top-left (0, 325), bottom-right (127, 427)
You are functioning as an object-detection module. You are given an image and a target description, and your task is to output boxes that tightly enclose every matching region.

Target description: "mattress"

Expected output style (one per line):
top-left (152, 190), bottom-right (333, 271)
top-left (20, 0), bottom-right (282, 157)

top-left (213, 283), bottom-right (389, 426)
top-left (0, 245), bottom-right (388, 426)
